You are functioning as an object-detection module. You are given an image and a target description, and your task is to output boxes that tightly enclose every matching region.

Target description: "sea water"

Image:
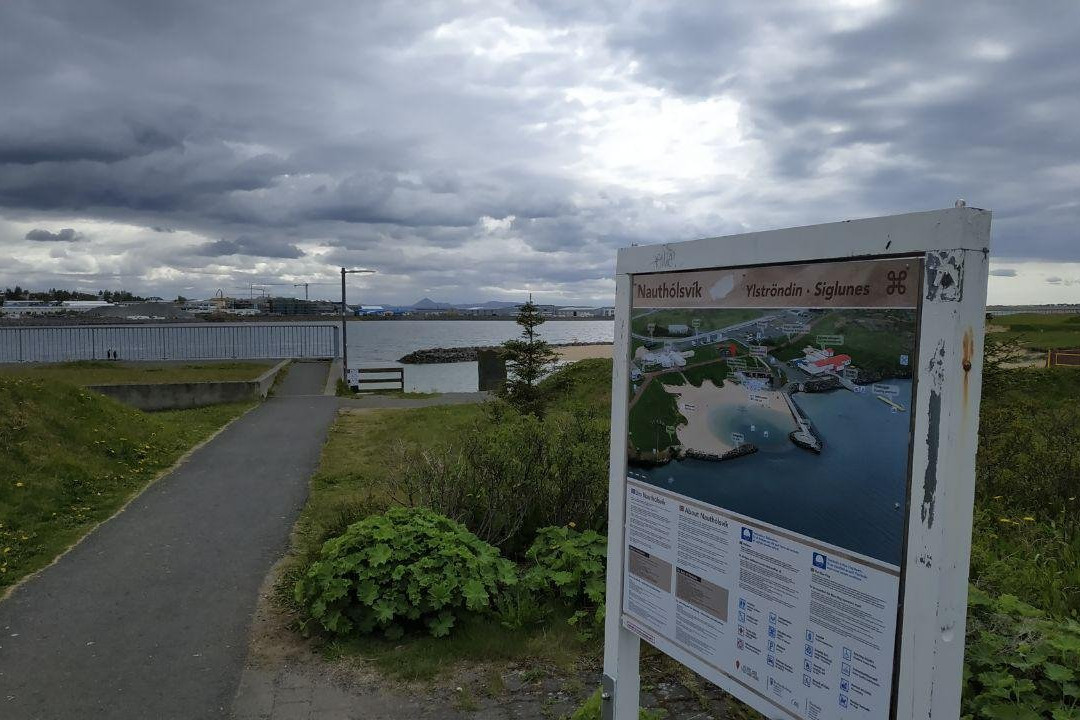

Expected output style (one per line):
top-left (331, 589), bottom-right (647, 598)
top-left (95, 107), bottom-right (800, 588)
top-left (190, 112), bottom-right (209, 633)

top-left (630, 379), bottom-right (914, 566)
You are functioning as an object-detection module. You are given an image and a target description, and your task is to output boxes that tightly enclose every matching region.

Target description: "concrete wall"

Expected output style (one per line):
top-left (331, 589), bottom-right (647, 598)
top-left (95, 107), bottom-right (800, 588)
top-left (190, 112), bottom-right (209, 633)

top-left (88, 360), bottom-right (289, 411)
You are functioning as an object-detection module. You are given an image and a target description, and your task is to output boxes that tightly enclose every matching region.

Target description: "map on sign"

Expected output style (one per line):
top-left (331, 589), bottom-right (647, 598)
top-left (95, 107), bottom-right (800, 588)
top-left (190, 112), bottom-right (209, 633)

top-left (622, 256), bottom-right (921, 720)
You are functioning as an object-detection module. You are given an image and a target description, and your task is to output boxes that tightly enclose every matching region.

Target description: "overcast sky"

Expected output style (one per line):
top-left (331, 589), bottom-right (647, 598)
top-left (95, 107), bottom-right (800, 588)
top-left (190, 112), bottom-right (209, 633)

top-left (1, 1), bottom-right (1078, 305)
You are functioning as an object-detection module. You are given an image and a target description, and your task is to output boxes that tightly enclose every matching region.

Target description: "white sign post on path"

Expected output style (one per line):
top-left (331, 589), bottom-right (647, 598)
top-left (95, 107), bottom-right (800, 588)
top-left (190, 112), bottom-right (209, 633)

top-left (603, 207), bottom-right (991, 720)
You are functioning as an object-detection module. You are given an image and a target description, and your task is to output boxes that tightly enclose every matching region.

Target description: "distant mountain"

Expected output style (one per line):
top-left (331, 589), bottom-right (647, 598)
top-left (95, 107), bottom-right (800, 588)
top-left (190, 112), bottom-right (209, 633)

top-left (408, 298), bottom-right (522, 310)
top-left (411, 297), bottom-right (455, 310)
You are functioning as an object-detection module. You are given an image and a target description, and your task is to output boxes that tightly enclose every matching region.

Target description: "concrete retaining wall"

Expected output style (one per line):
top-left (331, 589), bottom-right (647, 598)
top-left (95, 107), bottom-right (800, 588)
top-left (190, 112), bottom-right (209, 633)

top-left (88, 360), bottom-right (290, 411)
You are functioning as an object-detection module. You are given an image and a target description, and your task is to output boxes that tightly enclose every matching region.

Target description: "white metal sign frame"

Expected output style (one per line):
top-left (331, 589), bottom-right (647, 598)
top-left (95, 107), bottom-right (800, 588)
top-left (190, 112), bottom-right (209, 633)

top-left (603, 207), bottom-right (991, 720)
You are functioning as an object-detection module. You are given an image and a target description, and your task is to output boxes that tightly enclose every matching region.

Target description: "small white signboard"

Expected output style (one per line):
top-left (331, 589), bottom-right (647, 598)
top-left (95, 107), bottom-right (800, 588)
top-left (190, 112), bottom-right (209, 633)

top-left (873, 383), bottom-right (900, 398)
top-left (746, 391), bottom-right (770, 406)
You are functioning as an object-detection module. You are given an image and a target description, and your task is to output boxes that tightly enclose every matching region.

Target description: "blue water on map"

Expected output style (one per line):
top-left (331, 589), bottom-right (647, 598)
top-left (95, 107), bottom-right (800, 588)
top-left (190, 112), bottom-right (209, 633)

top-left (710, 402), bottom-right (793, 453)
top-left (630, 379), bottom-right (914, 566)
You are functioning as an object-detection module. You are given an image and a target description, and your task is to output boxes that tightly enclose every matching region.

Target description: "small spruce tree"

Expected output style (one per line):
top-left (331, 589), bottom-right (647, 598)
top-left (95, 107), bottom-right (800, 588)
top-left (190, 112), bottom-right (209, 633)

top-left (501, 296), bottom-right (559, 415)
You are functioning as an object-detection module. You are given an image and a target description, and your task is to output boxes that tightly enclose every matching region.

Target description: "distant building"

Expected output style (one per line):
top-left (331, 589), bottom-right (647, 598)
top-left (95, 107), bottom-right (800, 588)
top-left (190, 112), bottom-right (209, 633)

top-left (267, 297), bottom-right (341, 315)
top-left (796, 347), bottom-right (852, 375)
top-left (462, 305), bottom-right (521, 317)
top-left (356, 305), bottom-right (394, 316)
top-left (183, 300), bottom-right (217, 314)
top-left (0, 300), bottom-right (114, 317)
top-left (639, 346), bottom-right (688, 369)
top-left (556, 306), bottom-right (599, 317)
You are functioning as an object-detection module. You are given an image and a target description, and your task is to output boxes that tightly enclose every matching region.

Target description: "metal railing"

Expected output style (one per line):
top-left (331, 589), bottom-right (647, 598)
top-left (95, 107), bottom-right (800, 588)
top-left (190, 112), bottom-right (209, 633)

top-left (0, 324), bottom-right (339, 363)
top-left (348, 366), bottom-right (405, 392)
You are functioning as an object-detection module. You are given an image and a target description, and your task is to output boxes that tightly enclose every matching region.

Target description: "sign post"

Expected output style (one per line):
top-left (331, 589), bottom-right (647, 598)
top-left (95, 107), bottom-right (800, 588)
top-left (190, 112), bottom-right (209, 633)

top-left (603, 208), bottom-right (991, 720)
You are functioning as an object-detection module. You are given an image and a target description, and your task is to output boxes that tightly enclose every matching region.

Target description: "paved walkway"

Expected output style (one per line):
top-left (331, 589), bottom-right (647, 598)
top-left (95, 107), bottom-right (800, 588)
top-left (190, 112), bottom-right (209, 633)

top-left (0, 362), bottom-right (339, 720)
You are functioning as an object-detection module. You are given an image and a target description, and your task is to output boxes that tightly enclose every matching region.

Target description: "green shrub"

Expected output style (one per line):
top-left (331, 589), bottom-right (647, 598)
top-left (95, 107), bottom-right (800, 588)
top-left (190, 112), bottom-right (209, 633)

top-left (523, 525), bottom-right (607, 629)
top-left (970, 504), bottom-right (1080, 618)
top-left (294, 506), bottom-right (518, 639)
top-left (570, 689), bottom-right (666, 720)
top-left (963, 586), bottom-right (1080, 719)
top-left (386, 401), bottom-right (609, 556)
top-left (972, 367), bottom-right (1080, 618)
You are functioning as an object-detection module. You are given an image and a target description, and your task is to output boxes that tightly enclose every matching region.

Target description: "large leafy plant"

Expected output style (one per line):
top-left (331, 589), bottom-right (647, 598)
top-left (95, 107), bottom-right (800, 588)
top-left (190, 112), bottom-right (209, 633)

top-left (963, 586), bottom-right (1080, 719)
top-left (294, 506), bottom-right (517, 639)
top-left (523, 525), bottom-right (607, 629)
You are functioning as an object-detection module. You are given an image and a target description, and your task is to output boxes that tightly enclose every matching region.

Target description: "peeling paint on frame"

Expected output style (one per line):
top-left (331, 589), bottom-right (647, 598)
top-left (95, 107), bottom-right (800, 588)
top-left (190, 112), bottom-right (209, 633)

top-left (925, 250), bottom-right (964, 302)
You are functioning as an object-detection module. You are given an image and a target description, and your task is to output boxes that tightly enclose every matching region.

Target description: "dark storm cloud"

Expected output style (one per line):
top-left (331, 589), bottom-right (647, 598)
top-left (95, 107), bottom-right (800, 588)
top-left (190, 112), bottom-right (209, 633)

top-left (611, 1), bottom-right (1080, 262)
top-left (194, 235), bottom-right (305, 259)
top-left (0, 0), bottom-right (1077, 303)
top-left (25, 227), bottom-right (82, 242)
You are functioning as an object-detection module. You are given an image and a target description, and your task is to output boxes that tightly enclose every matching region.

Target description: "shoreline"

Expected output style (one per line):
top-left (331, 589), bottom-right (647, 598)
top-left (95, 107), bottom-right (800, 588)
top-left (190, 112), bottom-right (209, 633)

top-left (0, 315), bottom-right (615, 327)
top-left (663, 380), bottom-right (797, 456)
top-left (399, 341), bottom-right (613, 364)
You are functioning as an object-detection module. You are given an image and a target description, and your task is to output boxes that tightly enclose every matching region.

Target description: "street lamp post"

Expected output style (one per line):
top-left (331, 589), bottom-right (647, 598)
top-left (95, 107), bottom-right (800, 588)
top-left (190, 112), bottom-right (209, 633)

top-left (340, 267), bottom-right (375, 386)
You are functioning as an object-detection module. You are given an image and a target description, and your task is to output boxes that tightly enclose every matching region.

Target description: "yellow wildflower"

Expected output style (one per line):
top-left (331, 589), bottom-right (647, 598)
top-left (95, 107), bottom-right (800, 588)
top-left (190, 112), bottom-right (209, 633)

top-left (1022, 516), bottom-right (1035, 522)
top-left (15, 482), bottom-right (24, 487)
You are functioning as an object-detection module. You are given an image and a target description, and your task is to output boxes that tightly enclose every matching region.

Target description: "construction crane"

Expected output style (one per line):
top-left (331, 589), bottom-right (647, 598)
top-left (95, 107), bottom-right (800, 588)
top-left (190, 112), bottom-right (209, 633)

top-left (292, 282), bottom-right (336, 300)
top-left (233, 284), bottom-right (272, 300)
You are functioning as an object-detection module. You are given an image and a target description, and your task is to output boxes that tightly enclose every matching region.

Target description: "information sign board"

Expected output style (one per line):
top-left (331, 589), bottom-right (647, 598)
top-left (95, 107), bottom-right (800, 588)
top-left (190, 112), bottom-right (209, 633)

top-left (603, 208), bottom-right (991, 720)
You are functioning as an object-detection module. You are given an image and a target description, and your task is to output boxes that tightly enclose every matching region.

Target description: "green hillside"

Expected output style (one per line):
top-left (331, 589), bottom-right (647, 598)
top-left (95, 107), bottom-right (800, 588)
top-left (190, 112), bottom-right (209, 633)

top-left (0, 378), bottom-right (251, 590)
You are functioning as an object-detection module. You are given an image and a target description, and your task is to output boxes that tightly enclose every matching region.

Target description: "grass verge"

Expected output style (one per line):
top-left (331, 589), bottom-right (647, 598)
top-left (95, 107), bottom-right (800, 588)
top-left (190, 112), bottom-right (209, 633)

top-left (280, 362), bottom-right (619, 680)
top-left (0, 359), bottom-right (275, 385)
top-left (288, 403), bottom-right (485, 571)
top-left (0, 377), bottom-right (253, 590)
top-left (990, 313), bottom-right (1080, 351)
top-left (323, 610), bottom-right (591, 682)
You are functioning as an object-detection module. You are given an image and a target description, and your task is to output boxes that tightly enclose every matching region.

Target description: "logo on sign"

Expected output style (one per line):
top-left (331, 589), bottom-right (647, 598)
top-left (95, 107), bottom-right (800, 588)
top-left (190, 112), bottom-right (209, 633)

top-left (813, 552), bottom-right (828, 570)
top-left (886, 269), bottom-right (908, 295)
top-left (741, 527), bottom-right (754, 542)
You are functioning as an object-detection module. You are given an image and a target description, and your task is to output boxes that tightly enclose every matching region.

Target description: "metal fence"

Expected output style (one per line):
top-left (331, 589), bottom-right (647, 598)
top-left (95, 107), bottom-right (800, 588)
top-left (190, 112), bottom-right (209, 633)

top-left (0, 324), bottom-right (339, 363)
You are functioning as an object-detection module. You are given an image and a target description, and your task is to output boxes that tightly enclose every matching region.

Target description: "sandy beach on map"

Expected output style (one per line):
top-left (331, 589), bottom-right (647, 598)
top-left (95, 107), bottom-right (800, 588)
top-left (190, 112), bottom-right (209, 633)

top-left (663, 380), bottom-right (797, 454)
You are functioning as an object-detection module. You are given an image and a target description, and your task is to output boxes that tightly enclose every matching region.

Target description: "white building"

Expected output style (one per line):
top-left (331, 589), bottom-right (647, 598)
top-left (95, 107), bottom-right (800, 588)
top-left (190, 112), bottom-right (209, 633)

top-left (639, 347), bottom-right (688, 369)
top-left (555, 306), bottom-right (599, 317)
top-left (796, 347), bottom-right (853, 375)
